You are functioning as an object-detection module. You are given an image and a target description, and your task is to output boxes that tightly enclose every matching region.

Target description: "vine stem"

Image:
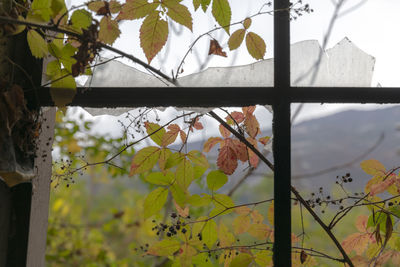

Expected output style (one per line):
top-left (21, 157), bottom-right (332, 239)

top-left (0, 15), bottom-right (177, 85)
top-left (208, 110), bottom-right (354, 267)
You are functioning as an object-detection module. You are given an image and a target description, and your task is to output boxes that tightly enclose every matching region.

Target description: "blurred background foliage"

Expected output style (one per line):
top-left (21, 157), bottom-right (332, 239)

top-left (47, 109), bottom-right (377, 267)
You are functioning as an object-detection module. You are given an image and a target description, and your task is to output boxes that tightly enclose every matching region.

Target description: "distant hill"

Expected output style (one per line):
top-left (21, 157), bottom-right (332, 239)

top-left (188, 106), bottom-right (400, 193)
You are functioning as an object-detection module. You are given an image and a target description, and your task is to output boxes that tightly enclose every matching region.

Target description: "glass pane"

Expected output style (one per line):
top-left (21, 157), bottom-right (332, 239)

top-left (291, 103), bottom-right (400, 266)
top-left (68, 0), bottom-right (274, 87)
top-left (49, 105), bottom-right (275, 265)
top-left (290, 0), bottom-right (395, 87)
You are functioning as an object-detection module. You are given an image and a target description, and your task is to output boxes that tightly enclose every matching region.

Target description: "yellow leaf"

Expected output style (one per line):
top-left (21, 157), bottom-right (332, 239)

top-left (248, 223), bottom-right (271, 240)
top-left (233, 214), bottom-right (250, 234)
top-left (228, 29), bottom-right (245, 50)
top-left (267, 202), bottom-right (274, 226)
top-left (147, 239), bottom-right (181, 256)
top-left (218, 222), bottom-right (235, 247)
top-left (360, 159), bottom-right (386, 176)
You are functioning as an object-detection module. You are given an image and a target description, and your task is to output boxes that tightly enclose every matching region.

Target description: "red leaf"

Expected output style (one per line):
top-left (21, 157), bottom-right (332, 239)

top-left (162, 124), bottom-right (180, 146)
top-left (229, 111), bottom-right (245, 124)
top-left (219, 124), bottom-right (231, 138)
top-left (244, 114), bottom-right (260, 138)
top-left (231, 139), bottom-right (247, 162)
top-left (217, 145), bottom-right (237, 175)
top-left (208, 39), bottom-right (227, 57)
top-left (192, 117), bottom-right (203, 130)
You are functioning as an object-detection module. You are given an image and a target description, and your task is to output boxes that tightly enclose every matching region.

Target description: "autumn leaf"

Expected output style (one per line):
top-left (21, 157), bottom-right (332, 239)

top-left (267, 202), bottom-right (274, 226)
top-left (233, 214), bottom-right (250, 234)
top-left (355, 215), bottom-right (369, 232)
top-left (27, 30), bottom-right (48, 58)
top-left (254, 251), bottom-right (272, 267)
top-left (173, 200), bottom-right (189, 218)
top-left (300, 250), bottom-right (307, 264)
top-left (208, 39), bottom-right (227, 57)
top-left (130, 146), bottom-right (161, 175)
top-left (342, 232), bottom-right (371, 255)
top-left (244, 113), bottom-right (260, 138)
top-left (211, 0), bottom-right (231, 34)
top-left (219, 124), bottom-right (231, 138)
top-left (243, 17), bottom-right (252, 29)
top-left (147, 239), bottom-right (181, 256)
top-left (217, 145), bottom-right (238, 175)
top-left (369, 176), bottom-right (395, 196)
top-left (231, 139), bottom-right (248, 162)
top-left (162, 0), bottom-right (193, 31)
top-left (98, 16), bottom-right (121, 45)
top-left (226, 111), bottom-right (245, 124)
top-left (144, 187), bottom-right (168, 218)
top-left (228, 29), bottom-right (245, 50)
top-left (161, 124), bottom-right (180, 146)
top-left (246, 32), bottom-right (266, 60)
top-left (259, 136), bottom-right (270, 145)
top-left (117, 0), bottom-right (158, 20)
top-left (218, 222), bottom-right (235, 247)
top-left (187, 150), bottom-right (209, 168)
top-left (248, 223), bottom-right (271, 240)
top-left (360, 159), bottom-right (386, 176)
top-left (140, 11), bottom-right (169, 63)
top-left (203, 137), bottom-right (222, 152)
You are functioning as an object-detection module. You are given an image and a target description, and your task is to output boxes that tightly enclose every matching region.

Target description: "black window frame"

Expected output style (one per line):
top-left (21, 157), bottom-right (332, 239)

top-left (30, 0), bottom-right (400, 265)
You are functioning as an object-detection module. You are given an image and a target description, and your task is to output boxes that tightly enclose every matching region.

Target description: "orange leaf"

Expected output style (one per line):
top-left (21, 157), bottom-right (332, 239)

top-left (173, 199), bottom-right (189, 218)
top-left (217, 145), bottom-right (237, 175)
top-left (203, 137), bottom-right (222, 152)
top-left (248, 224), bottom-right (271, 240)
top-left (244, 114), bottom-right (260, 138)
top-left (231, 139), bottom-right (248, 162)
top-left (342, 233), bottom-right (371, 255)
top-left (192, 117), bottom-right (203, 130)
top-left (226, 111), bottom-right (245, 124)
top-left (355, 215), bottom-right (369, 232)
top-left (179, 130), bottom-right (187, 143)
top-left (162, 124), bottom-right (180, 146)
top-left (208, 39), bottom-right (227, 57)
top-left (242, 106), bottom-right (256, 115)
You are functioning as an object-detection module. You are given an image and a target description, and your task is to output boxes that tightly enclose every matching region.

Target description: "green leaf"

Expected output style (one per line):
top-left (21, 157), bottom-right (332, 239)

top-left (162, 0), bottom-right (192, 31)
top-left (254, 251), bottom-right (272, 267)
top-left (246, 32), bottom-right (266, 60)
top-left (193, 165), bottom-right (207, 179)
top-left (144, 187), bottom-right (168, 218)
top-left (202, 219), bottom-right (217, 248)
top-left (70, 9), bottom-right (92, 30)
top-left (230, 253), bottom-right (253, 267)
top-left (145, 122), bottom-right (166, 146)
top-left (209, 194), bottom-right (234, 217)
top-left (176, 159), bottom-right (194, 189)
top-left (187, 150), bottom-right (209, 168)
top-left (130, 146), bottom-right (161, 175)
top-left (98, 16), bottom-right (121, 45)
top-left (165, 152), bottom-right (185, 169)
top-left (117, 0), bottom-right (158, 20)
top-left (46, 60), bottom-right (61, 78)
top-left (211, 0), bottom-right (231, 34)
top-left (228, 29), bottom-right (245, 50)
top-left (147, 239), bottom-right (181, 256)
top-left (50, 69), bottom-right (77, 107)
top-left (27, 30), bottom-right (48, 58)
top-left (170, 183), bottom-right (187, 206)
top-left (207, 170), bottom-right (228, 191)
top-left (145, 171), bottom-right (174, 185)
top-left (201, 0), bottom-right (211, 12)
top-left (140, 11), bottom-right (169, 63)
top-left (48, 42), bottom-right (77, 72)
top-left (188, 194), bottom-right (211, 207)
top-left (193, 0), bottom-right (201, 11)
top-left (31, 0), bottom-right (52, 21)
